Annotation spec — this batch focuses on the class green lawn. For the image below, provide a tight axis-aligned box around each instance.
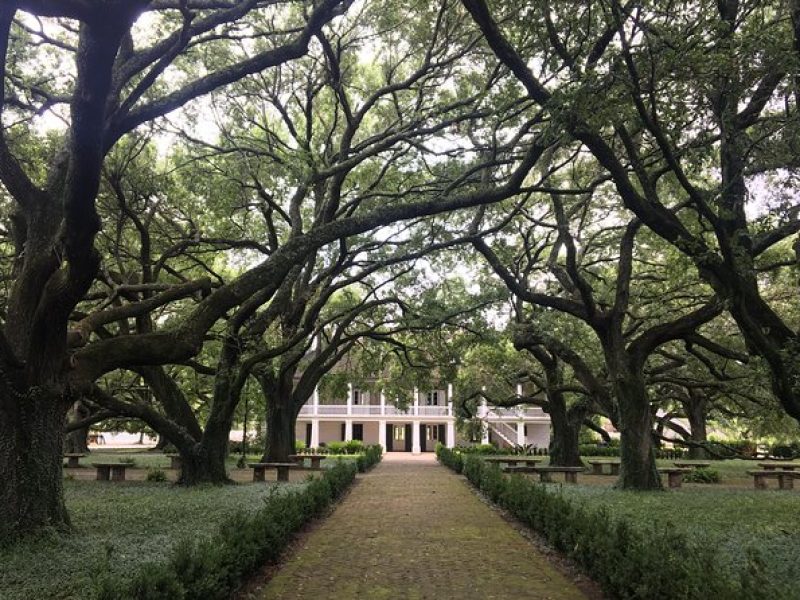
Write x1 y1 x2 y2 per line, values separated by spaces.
0 479 305 600
555 483 800 595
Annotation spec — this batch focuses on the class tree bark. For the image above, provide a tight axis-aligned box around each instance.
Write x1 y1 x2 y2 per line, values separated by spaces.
262 400 297 463
64 400 91 454
548 405 585 467
0 387 71 539
612 362 662 490
685 392 709 460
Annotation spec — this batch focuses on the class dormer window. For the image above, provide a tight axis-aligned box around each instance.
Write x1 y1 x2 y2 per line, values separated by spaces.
426 390 439 406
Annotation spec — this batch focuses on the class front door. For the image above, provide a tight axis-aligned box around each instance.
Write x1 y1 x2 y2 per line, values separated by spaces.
305 423 312 448
386 423 393 451
353 423 364 441
404 424 412 452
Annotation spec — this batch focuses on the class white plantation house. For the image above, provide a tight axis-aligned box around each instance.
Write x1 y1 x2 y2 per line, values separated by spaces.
295 383 551 454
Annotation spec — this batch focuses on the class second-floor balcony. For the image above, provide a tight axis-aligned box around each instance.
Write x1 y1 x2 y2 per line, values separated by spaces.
299 404 452 417
298 403 547 419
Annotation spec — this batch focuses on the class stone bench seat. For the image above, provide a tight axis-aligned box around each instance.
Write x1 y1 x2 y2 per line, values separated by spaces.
63 453 86 468
289 454 328 469
673 461 711 470
658 468 691 488
92 463 130 482
747 470 800 490
248 462 297 482
527 466 584 484
586 460 620 475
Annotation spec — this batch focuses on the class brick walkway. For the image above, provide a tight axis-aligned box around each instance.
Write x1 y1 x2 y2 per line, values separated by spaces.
250 457 587 599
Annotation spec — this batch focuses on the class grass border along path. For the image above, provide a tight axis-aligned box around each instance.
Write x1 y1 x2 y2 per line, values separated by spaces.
246 456 587 600
438 446 794 600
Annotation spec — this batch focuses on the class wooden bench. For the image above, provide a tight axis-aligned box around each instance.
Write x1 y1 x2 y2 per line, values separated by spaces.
673 461 711 470
248 462 296 482
586 460 620 475
289 454 328 470
165 454 182 469
63 453 86 468
658 468 691 488
92 463 130 482
747 470 800 490
529 466 584 484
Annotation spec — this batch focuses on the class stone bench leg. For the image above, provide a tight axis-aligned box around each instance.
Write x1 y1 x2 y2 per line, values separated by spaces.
66 457 80 469
110 466 127 481
252 467 266 482
564 471 578 484
667 472 683 488
170 457 182 470
778 474 794 490
610 464 620 476
276 466 290 482
753 474 768 490
591 464 603 475
96 466 110 481
538 472 553 483
310 458 321 469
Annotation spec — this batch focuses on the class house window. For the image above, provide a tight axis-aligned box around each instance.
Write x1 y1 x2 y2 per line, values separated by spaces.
426 390 439 406
426 425 438 441
393 425 405 441
353 389 361 405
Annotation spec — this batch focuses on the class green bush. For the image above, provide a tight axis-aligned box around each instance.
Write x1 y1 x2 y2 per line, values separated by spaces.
97 461 358 599
343 439 364 454
455 443 499 455
579 444 620 457
435 444 463 473
145 468 168 482
439 451 782 599
355 444 383 472
770 442 800 459
683 468 721 484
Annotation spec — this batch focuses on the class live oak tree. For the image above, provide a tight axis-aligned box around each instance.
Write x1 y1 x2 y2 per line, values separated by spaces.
471 182 722 489
1 0 547 536
461 0 800 429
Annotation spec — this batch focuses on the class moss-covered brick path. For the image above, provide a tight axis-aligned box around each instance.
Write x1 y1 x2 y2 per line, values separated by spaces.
248 455 587 599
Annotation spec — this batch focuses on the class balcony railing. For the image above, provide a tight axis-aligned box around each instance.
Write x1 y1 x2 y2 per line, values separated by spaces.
299 404 449 417
298 403 546 419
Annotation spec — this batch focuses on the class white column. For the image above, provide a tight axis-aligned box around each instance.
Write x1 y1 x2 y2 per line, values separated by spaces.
345 419 353 441
447 383 453 402
413 386 419 416
446 420 456 449
379 419 387 449
481 420 490 445
380 390 386 415
347 382 353 416
412 420 421 454
516 421 525 446
312 385 319 416
447 400 453 417
516 382 523 398
311 419 320 448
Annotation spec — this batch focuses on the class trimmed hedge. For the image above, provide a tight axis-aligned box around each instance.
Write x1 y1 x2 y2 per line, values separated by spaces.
355 444 383 472
578 444 688 460
93 461 359 599
437 447 783 600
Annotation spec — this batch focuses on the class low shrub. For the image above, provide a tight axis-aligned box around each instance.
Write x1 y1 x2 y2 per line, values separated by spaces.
439 452 784 599
683 468 721 484
145 468 168 482
579 444 620 457
96 461 358 599
454 443 499 455
355 444 383 472
435 444 463 473
770 442 800 459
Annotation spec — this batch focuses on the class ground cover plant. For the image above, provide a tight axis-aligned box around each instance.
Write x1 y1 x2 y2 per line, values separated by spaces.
0 480 303 599
0 458 366 600
437 447 798 599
